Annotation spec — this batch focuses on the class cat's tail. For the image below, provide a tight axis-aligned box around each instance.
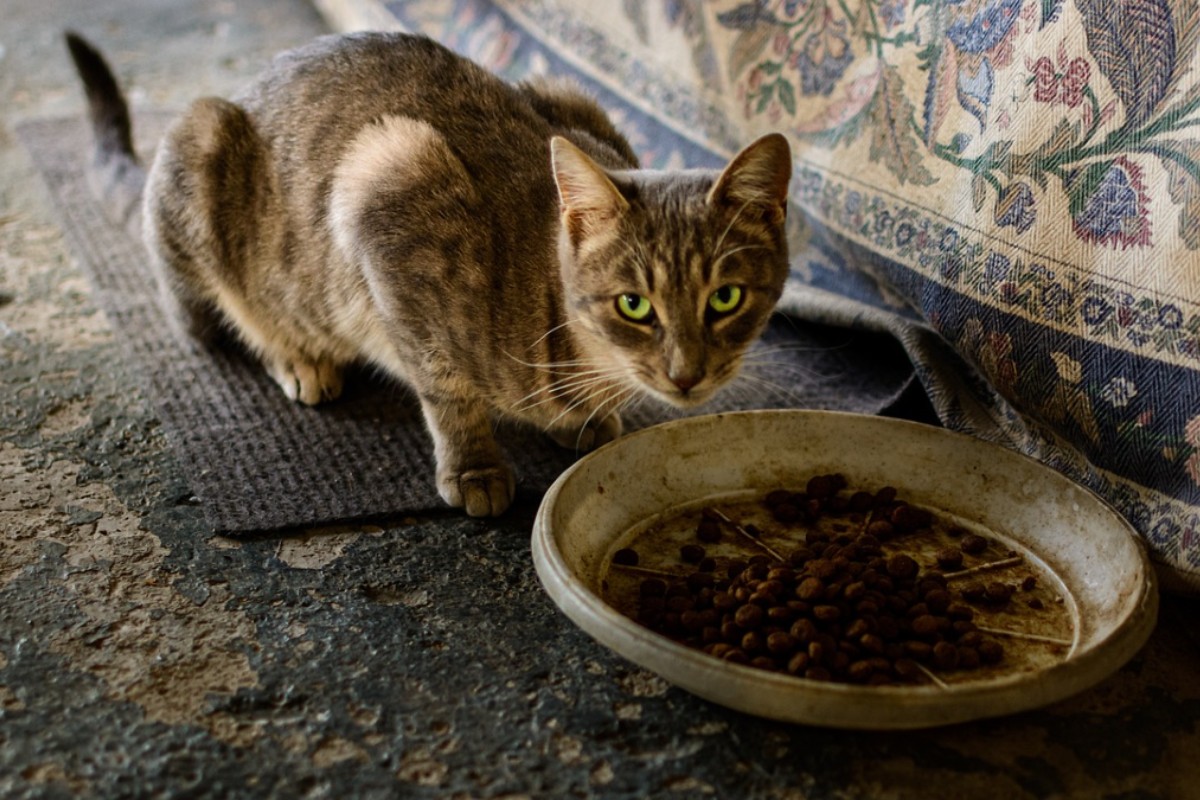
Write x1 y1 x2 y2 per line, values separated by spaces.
64 31 145 236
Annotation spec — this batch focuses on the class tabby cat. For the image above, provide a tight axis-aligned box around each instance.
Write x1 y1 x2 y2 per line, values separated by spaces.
66 31 792 516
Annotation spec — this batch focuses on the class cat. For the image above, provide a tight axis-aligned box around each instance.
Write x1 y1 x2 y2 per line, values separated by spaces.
65 30 793 517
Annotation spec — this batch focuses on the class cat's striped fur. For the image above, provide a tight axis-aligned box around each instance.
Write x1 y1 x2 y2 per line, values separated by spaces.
66 31 792 516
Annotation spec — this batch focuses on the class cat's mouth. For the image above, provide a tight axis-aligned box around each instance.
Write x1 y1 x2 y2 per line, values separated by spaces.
642 380 718 410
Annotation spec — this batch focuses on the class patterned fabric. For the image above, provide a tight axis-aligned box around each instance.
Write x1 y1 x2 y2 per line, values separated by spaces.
377 0 1200 589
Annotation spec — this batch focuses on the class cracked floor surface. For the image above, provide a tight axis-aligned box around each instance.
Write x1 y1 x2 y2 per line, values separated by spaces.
2 1 1200 798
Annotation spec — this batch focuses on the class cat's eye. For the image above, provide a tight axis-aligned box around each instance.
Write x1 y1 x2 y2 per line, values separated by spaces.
616 293 654 323
708 285 743 315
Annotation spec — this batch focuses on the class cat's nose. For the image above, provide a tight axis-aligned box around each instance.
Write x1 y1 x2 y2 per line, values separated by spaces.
670 371 703 393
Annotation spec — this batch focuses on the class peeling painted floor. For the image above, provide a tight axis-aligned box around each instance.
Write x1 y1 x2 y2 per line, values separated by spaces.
2 1 1200 798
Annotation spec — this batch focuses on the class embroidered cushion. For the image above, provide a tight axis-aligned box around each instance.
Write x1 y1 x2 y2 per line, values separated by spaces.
377 0 1199 589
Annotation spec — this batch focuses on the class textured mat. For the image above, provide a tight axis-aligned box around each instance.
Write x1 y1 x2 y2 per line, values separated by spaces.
17 114 915 533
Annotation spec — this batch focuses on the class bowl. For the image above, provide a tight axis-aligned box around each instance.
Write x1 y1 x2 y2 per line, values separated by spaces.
531 410 1158 729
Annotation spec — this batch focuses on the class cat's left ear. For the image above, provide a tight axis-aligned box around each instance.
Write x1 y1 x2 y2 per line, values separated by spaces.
707 133 792 225
552 136 628 244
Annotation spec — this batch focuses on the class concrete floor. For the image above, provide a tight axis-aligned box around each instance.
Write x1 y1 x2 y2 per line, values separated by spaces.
2 1 1199 798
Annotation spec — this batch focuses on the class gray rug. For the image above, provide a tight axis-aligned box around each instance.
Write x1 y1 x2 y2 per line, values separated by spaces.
17 114 915 533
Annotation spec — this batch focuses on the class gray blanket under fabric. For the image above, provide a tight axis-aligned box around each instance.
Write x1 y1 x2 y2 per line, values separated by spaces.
17 114 915 534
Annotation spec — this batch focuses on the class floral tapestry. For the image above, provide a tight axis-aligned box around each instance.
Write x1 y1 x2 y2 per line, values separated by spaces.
383 0 1199 589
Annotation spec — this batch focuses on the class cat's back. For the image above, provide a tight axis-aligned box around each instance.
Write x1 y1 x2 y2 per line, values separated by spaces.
238 32 553 194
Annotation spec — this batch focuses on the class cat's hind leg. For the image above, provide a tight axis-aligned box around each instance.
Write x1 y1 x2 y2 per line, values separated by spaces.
146 96 345 406
266 354 344 405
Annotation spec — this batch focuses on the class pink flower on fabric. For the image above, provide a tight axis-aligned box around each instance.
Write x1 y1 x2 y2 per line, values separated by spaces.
1188 453 1200 489
1061 58 1091 107
1032 56 1058 102
1185 414 1200 447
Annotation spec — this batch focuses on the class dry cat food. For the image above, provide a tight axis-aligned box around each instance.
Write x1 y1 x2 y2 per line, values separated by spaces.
606 474 1070 687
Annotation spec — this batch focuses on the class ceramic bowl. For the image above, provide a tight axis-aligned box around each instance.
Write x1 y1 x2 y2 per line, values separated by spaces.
531 410 1158 729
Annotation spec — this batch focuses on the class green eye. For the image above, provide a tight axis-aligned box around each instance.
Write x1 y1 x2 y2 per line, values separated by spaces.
708 285 742 315
617 293 654 322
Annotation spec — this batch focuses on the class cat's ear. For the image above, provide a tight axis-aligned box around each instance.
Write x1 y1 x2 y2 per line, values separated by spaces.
551 136 628 244
707 133 792 225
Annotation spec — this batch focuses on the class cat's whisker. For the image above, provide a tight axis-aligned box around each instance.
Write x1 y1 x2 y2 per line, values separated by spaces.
712 198 754 258
520 316 584 352
732 372 806 404
502 350 605 372
510 367 630 415
546 373 635 431
571 384 637 451
711 243 770 271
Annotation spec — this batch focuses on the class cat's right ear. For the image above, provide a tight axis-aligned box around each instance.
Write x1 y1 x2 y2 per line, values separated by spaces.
551 136 628 245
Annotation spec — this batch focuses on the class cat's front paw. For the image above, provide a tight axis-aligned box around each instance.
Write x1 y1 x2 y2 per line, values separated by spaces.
437 463 516 517
548 414 623 453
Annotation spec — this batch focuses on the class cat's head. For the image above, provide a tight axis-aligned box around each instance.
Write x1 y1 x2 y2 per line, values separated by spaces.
552 133 792 409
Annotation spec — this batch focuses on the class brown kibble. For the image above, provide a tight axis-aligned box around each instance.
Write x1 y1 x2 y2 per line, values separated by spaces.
767 605 795 624
960 533 988 555
924 589 952 614
903 640 933 661
956 630 983 648
873 486 898 506
741 631 765 654
812 604 841 623
666 595 693 613
844 618 870 639
631 484 1025 685
849 491 874 512
890 504 932 531
1027 597 1045 610
734 603 764 629
639 578 667 597
893 658 922 682
806 473 844 498
696 519 722 543
946 602 974 621
772 503 801 523
865 520 895 540
960 582 987 602
796 576 825 601
859 633 885 655
910 614 941 638
935 548 964 570
722 648 749 664
932 641 959 670
767 631 797 655
613 548 639 566
750 656 777 671
787 547 814 567
790 618 818 643
886 554 919 579
712 591 737 611
807 558 838 579
984 581 1014 604
843 581 866 601
848 659 875 683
